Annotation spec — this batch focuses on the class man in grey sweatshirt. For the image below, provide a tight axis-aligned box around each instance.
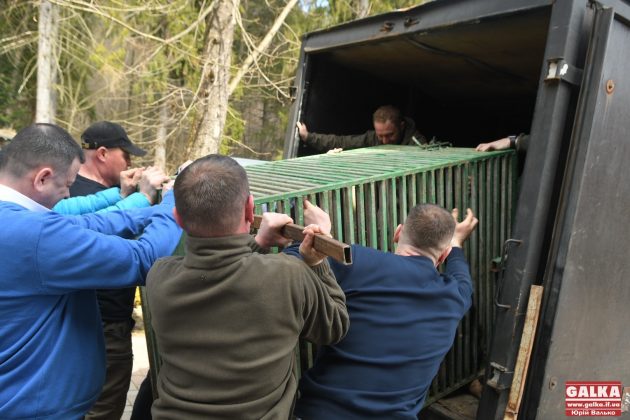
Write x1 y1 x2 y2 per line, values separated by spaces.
146 154 349 419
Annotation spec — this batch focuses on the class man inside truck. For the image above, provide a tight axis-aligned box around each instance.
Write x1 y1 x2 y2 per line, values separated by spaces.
297 104 428 152
290 201 478 419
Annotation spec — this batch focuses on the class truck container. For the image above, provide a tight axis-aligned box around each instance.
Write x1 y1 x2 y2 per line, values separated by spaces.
281 0 630 418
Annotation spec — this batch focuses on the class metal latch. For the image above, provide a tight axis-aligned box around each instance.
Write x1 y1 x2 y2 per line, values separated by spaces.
544 58 583 85
487 362 514 391
494 239 523 310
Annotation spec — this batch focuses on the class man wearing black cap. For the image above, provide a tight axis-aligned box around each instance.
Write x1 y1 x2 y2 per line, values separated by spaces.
73 121 169 420
73 121 149 197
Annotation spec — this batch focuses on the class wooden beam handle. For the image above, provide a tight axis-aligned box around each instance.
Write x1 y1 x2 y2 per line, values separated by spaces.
252 215 352 265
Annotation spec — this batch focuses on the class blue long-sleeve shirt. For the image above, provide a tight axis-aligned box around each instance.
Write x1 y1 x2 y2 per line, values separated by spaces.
0 191 182 419
291 244 473 419
52 187 150 215
56 180 153 322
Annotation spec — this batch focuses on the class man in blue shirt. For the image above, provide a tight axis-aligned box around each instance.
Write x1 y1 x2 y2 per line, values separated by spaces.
0 123 182 419
294 201 478 419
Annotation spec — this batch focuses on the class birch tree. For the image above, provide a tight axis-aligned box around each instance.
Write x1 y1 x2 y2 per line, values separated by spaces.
35 0 59 123
190 0 239 158
354 0 370 18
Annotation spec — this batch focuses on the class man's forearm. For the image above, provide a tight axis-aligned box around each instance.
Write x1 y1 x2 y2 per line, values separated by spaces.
446 247 473 300
306 132 371 151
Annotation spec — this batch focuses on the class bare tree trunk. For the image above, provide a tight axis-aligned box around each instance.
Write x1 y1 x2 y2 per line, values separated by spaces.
354 0 370 18
36 0 59 123
191 0 239 158
155 99 168 168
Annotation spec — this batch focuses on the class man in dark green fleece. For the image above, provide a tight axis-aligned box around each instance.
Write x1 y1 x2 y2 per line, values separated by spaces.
146 154 349 419
297 104 427 152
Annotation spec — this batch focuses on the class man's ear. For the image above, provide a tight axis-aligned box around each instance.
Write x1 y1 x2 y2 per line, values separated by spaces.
96 146 108 162
32 167 54 192
393 224 403 244
245 194 254 224
436 246 453 267
173 207 185 228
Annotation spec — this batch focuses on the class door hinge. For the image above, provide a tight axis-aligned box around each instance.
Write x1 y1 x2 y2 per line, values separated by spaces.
544 58 583 86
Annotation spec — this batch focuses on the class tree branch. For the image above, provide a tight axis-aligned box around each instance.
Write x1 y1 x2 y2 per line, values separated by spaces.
228 0 298 96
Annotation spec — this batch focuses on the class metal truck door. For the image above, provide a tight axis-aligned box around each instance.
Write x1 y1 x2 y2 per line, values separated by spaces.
478 0 592 417
522 2 630 418
478 1 630 419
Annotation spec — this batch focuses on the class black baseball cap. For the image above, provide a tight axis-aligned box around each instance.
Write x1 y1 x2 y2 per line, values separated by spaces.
81 121 147 157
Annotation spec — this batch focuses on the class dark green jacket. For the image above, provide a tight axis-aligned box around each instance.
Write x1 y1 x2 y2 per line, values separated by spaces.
147 234 349 420
305 117 427 152
515 133 529 153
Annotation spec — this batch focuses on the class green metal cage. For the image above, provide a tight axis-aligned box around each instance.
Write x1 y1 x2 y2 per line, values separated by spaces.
141 145 517 405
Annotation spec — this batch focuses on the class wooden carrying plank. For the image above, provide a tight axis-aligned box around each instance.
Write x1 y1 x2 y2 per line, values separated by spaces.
252 215 352 265
504 285 544 420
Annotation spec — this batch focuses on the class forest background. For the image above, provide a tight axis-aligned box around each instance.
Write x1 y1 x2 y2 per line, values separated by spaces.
0 0 425 172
